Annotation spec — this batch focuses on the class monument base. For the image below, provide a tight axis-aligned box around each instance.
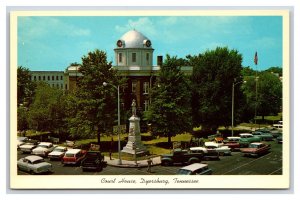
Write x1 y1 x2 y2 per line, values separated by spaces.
122 141 148 155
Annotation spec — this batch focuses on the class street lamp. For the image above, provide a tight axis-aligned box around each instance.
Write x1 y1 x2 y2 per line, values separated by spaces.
103 81 122 165
231 80 246 136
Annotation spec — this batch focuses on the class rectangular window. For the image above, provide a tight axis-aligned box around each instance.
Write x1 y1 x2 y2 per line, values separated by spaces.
143 82 149 94
38 76 41 81
52 76 54 80
144 100 149 111
132 53 136 63
118 53 122 63
61 76 63 80
43 76 45 80
132 81 137 93
48 76 50 81
146 53 150 65
56 76 59 80
33 76 36 81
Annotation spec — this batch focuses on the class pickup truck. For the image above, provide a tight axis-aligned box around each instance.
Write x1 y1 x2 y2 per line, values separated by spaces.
81 151 107 171
240 142 271 157
161 148 204 166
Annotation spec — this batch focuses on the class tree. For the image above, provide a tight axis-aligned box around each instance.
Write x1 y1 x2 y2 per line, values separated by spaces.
144 55 193 146
70 49 122 144
27 82 64 132
241 66 256 77
265 66 282 77
243 71 282 122
189 47 243 130
17 66 36 106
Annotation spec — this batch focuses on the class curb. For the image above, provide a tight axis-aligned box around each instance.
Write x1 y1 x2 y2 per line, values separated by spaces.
104 156 161 168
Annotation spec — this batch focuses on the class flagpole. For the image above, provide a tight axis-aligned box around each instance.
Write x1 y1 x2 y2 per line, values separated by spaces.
254 51 258 130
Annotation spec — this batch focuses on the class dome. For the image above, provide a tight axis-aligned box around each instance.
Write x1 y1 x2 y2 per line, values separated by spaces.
117 30 152 48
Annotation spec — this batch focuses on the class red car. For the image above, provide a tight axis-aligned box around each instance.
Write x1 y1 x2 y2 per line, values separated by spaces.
224 137 241 151
240 142 270 157
62 149 87 165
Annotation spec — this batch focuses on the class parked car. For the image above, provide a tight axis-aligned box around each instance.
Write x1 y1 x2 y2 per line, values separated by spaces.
276 135 283 144
161 148 204 166
223 137 241 150
81 151 107 171
252 131 274 141
239 133 261 147
31 142 56 157
176 163 212 175
19 140 39 153
17 155 52 174
240 142 271 157
48 146 67 160
267 128 282 138
17 137 28 149
214 137 224 144
189 147 220 160
204 142 231 156
62 149 87 165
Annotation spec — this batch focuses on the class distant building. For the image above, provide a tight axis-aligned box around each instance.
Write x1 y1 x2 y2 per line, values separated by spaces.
30 71 65 89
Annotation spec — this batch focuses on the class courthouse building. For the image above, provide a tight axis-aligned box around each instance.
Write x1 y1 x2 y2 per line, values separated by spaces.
30 30 192 113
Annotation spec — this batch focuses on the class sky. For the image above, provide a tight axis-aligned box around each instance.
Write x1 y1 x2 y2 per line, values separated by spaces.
17 15 283 71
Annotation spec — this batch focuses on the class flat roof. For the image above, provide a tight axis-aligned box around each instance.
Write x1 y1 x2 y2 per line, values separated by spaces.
180 163 208 171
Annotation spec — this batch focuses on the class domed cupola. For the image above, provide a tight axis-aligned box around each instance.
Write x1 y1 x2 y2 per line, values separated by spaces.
114 30 154 68
116 30 152 49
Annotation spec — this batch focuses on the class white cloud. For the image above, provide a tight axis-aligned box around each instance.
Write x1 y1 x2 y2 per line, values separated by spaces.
18 16 91 44
115 17 157 37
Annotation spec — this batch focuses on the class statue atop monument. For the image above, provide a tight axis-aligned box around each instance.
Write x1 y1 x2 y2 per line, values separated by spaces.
131 99 137 116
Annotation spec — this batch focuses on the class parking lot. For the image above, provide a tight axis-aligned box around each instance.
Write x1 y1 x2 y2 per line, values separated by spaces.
17 140 282 176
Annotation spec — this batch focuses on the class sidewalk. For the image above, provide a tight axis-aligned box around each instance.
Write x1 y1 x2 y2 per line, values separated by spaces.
104 156 161 168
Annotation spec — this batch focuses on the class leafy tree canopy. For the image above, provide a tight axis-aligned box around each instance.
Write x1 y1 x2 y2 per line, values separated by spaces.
189 47 243 130
145 55 192 145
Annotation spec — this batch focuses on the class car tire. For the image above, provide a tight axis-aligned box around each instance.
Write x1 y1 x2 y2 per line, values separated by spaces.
162 160 172 166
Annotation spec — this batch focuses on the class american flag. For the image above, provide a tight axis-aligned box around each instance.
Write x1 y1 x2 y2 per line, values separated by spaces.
254 51 258 65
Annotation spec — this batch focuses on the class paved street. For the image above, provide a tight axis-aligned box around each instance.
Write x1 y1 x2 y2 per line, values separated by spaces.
17 140 282 176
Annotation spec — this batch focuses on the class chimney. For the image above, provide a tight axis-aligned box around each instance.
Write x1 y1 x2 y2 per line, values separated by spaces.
157 56 163 67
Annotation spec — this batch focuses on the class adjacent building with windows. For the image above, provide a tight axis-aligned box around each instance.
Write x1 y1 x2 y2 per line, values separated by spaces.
30 71 65 90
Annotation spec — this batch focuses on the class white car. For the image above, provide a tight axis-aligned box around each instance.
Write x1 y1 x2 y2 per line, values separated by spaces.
31 142 56 157
48 146 67 160
204 142 231 156
17 155 52 174
176 163 212 175
19 140 39 153
17 137 28 149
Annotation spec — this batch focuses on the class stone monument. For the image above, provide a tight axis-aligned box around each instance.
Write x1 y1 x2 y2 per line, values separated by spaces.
122 99 148 155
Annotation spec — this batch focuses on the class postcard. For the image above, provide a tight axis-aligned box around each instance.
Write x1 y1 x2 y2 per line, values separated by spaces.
10 9 290 189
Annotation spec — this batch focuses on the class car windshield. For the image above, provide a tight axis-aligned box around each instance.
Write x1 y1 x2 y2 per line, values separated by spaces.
177 169 192 175
37 145 49 148
54 148 64 152
249 144 259 148
32 159 45 164
23 143 34 145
